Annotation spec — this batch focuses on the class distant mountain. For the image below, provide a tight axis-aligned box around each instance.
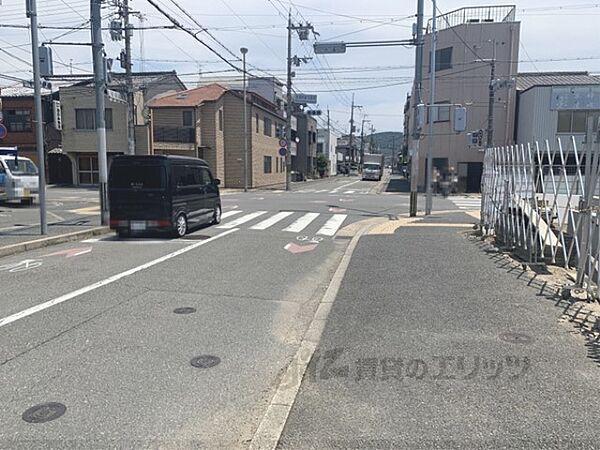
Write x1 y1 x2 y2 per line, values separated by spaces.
364 132 403 162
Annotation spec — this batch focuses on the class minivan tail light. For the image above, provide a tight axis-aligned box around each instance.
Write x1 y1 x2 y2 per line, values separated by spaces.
110 219 128 227
147 219 171 227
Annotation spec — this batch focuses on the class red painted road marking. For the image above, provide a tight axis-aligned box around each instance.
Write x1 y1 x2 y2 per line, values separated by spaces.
42 247 92 258
284 242 318 254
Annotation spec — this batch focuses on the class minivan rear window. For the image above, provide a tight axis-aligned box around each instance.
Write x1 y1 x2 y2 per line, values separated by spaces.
109 164 166 189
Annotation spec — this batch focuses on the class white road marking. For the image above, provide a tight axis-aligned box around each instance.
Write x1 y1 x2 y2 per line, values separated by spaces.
282 213 320 233
221 210 243 220
0 229 238 329
344 190 355 194
316 214 347 236
250 211 294 230
330 179 361 193
315 189 329 193
217 211 267 229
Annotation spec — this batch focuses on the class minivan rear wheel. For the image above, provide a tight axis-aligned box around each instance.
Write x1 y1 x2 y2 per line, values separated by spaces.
212 204 222 225
174 214 187 237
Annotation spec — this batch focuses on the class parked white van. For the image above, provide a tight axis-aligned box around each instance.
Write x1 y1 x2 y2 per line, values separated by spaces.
0 148 39 205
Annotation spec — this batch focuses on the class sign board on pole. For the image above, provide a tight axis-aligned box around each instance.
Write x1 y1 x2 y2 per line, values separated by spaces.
279 138 288 148
278 147 287 157
292 93 318 104
0 124 7 140
314 42 346 54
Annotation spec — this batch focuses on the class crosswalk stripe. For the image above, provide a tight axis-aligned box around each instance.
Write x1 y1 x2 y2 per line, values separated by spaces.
250 211 294 230
344 190 355 194
316 214 347 236
217 211 267 229
221 210 243 219
282 212 320 233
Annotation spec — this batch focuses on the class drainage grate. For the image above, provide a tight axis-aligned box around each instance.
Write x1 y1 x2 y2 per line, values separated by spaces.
22 402 66 423
190 355 221 369
174 307 197 314
500 332 533 344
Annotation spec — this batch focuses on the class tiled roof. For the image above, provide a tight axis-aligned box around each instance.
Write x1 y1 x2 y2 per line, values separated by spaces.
148 83 228 107
0 85 53 97
517 72 600 91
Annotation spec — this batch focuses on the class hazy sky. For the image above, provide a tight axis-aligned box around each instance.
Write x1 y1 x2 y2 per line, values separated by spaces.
1 0 599 132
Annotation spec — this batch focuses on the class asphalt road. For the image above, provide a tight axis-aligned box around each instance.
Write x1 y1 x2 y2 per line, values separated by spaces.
0 174 425 448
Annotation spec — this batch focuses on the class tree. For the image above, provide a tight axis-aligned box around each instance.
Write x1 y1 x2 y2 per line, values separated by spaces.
316 154 329 178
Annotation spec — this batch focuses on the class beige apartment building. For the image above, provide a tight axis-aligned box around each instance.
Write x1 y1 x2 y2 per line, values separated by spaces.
406 5 520 192
149 83 286 189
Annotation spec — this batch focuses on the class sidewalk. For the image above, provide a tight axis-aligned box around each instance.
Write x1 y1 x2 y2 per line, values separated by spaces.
277 210 600 449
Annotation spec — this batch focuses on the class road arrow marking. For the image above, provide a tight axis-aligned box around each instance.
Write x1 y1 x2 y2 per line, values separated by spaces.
42 246 92 258
284 242 318 254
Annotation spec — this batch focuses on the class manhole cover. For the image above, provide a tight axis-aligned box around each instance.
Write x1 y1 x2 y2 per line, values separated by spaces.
500 332 533 344
173 307 196 314
22 402 66 423
190 355 221 369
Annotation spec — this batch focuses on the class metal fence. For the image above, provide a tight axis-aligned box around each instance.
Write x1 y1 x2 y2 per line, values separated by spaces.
480 135 600 299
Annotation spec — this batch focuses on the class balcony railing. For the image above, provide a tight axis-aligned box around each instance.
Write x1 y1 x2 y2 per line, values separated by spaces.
427 5 516 33
153 126 195 143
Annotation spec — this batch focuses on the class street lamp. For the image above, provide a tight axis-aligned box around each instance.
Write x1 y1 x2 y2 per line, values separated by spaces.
240 47 249 192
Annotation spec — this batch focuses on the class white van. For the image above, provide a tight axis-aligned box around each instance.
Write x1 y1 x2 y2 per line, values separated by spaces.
0 148 39 205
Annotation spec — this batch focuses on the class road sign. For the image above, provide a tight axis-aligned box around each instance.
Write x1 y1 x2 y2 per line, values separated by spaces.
306 110 322 116
0 124 7 139
314 41 347 54
279 138 288 148
292 93 317 104
279 147 287 156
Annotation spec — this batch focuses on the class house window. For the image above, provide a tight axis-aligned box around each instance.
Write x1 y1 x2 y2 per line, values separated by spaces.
75 108 113 130
428 102 450 123
264 156 272 174
183 110 193 127
557 110 600 133
256 113 259 133
4 109 32 132
429 47 453 72
263 117 272 136
218 109 223 131
78 155 99 185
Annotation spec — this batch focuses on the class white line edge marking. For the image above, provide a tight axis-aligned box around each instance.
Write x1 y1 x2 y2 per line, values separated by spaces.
330 179 361 193
0 229 238 330
248 222 375 450
250 211 294 230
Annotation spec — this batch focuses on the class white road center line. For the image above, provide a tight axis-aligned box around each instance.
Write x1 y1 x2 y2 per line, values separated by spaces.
0 229 238 330
316 214 347 236
221 210 243 220
250 211 294 230
217 211 267 229
282 212 320 233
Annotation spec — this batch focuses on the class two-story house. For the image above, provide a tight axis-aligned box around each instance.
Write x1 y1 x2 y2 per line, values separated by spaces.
59 71 185 185
149 83 286 189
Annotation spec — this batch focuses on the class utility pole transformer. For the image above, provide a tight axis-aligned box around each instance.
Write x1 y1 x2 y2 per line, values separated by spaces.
91 0 109 225
26 0 48 234
410 0 425 217
123 0 135 155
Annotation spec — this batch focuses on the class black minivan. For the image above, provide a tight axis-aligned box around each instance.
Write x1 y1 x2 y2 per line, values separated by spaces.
108 155 222 238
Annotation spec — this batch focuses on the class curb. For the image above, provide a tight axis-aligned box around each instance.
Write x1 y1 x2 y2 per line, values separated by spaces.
248 221 375 450
370 172 392 195
0 226 111 259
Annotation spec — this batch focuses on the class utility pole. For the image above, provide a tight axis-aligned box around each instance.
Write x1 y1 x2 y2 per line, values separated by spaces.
241 47 249 192
122 0 135 155
425 0 437 215
91 0 109 225
285 11 293 191
26 0 47 234
285 13 316 190
410 0 425 217
486 42 497 148
369 124 375 152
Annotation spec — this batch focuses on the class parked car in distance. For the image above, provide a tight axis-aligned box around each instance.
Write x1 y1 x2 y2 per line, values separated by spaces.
0 147 39 205
108 155 221 238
